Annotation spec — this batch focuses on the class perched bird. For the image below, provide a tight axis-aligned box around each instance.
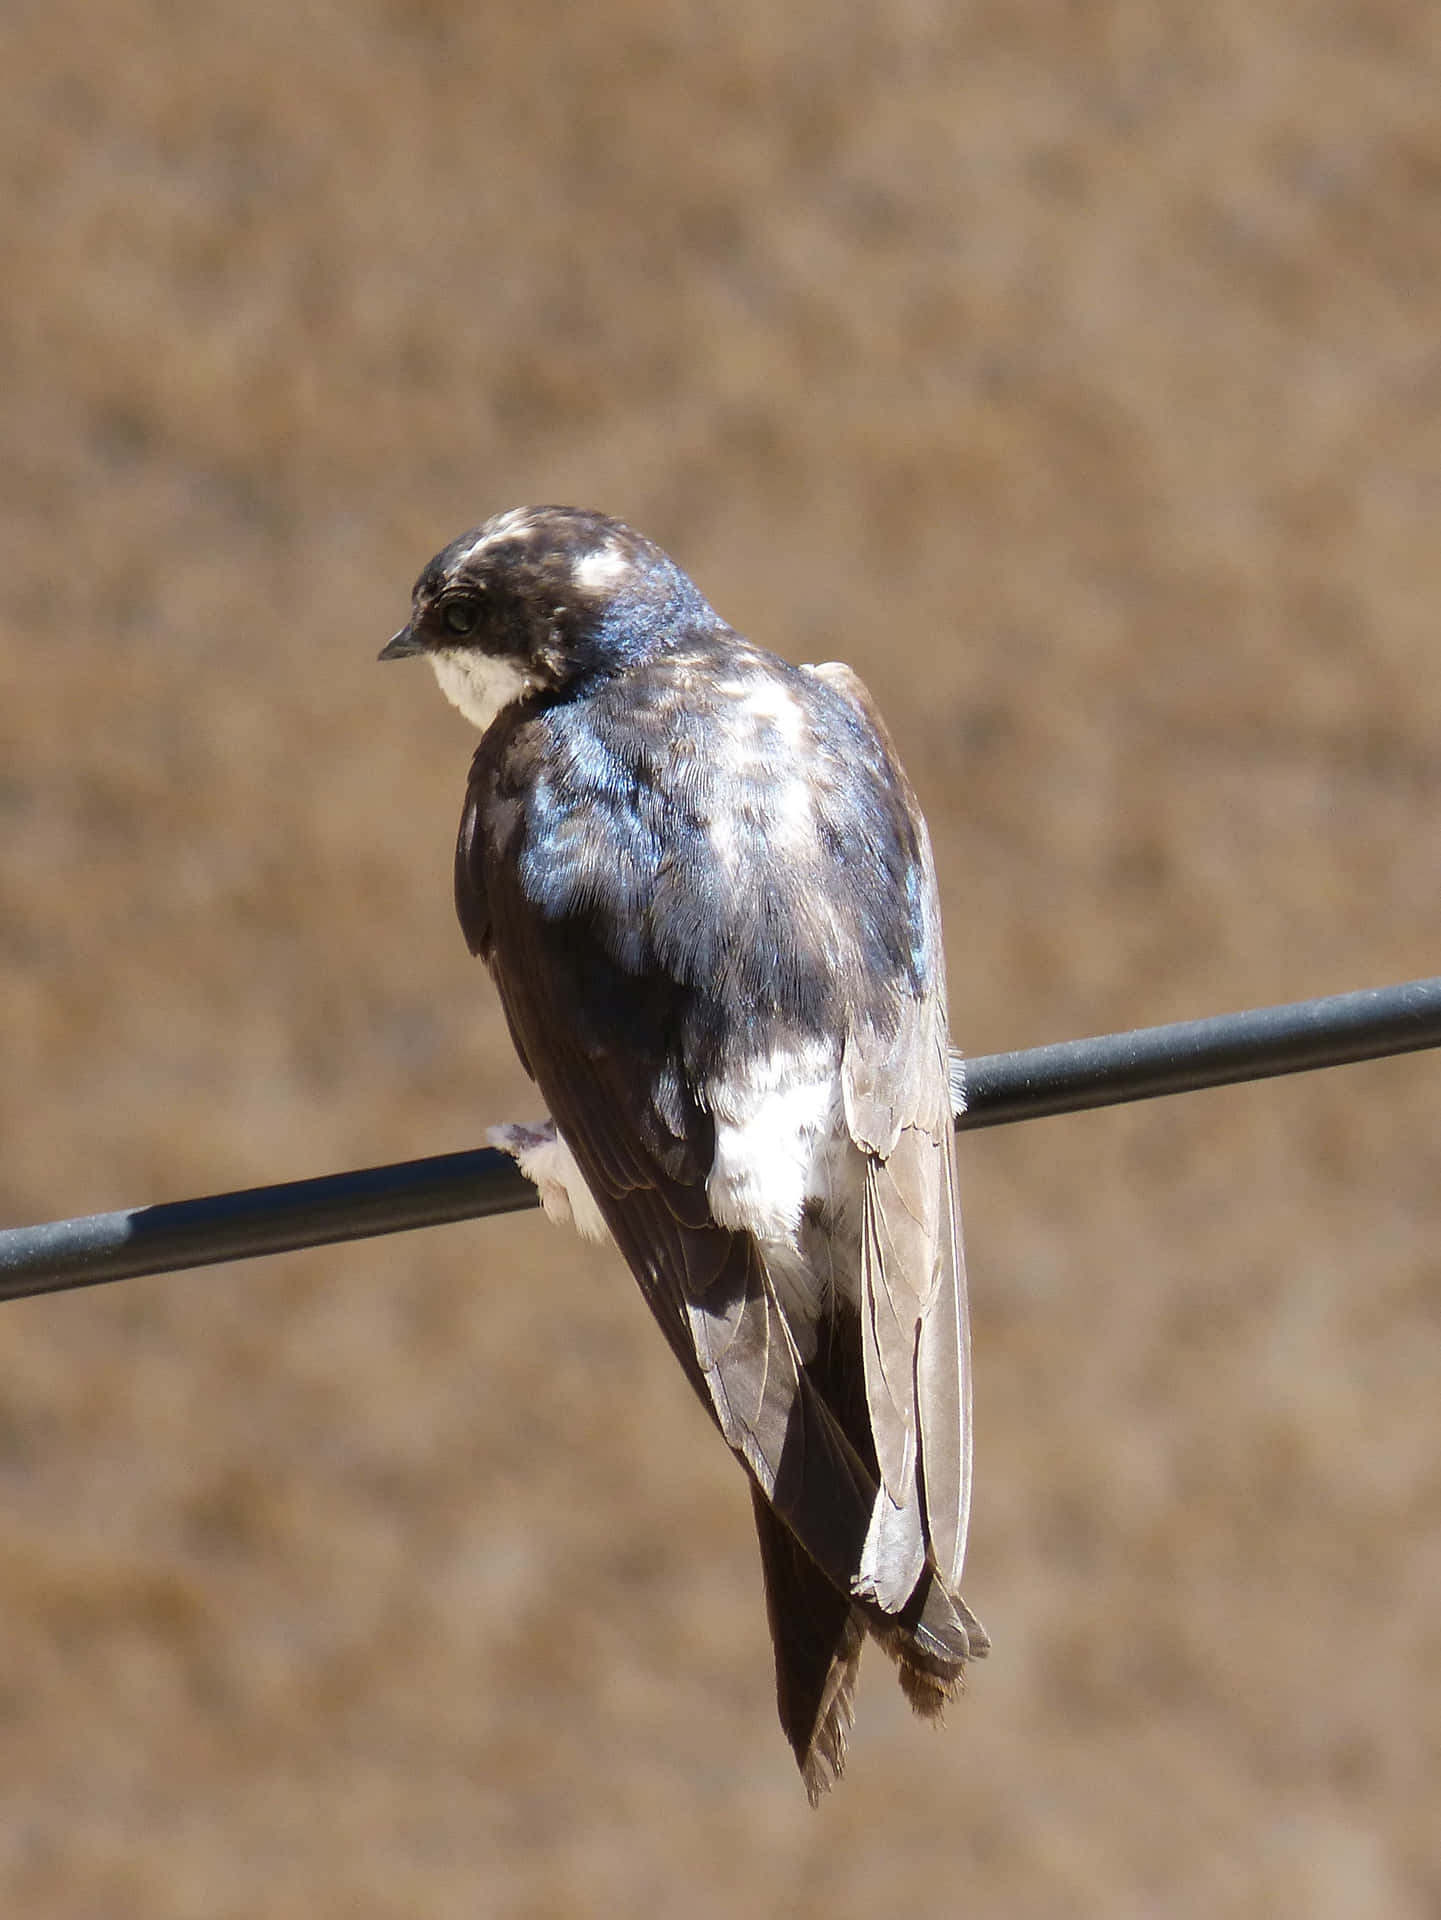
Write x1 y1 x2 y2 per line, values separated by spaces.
380 506 986 1798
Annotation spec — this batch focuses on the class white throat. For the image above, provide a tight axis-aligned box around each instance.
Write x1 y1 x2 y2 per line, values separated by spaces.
428 649 539 734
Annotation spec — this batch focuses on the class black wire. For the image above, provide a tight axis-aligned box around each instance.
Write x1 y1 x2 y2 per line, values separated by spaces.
2 975 1438 1305
953 974 1441 1127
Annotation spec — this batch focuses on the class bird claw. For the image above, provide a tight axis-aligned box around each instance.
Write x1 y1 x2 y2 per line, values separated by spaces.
487 1120 611 1242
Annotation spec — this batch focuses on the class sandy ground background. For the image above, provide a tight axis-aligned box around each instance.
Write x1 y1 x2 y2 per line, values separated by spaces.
3 2 1441 1913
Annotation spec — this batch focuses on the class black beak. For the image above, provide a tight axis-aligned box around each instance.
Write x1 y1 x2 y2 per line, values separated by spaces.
379 626 423 662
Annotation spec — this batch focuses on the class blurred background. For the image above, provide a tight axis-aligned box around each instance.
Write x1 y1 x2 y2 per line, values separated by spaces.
3 1 1440 1913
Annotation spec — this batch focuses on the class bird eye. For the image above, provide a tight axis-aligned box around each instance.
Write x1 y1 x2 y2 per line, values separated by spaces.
442 597 480 637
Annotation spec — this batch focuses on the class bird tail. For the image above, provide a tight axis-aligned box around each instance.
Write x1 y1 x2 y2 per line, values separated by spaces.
749 1485 865 1804
750 1488 988 1801
868 1570 990 1718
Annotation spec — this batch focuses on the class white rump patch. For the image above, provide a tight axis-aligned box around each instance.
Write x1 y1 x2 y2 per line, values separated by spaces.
572 542 631 592
429 649 539 734
705 1041 844 1244
488 1120 610 1243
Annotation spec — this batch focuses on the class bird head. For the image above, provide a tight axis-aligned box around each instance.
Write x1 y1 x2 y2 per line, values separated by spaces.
380 505 720 732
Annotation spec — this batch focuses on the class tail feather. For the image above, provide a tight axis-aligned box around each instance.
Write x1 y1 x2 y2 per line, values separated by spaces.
749 1486 864 1804
750 1486 988 1799
745 1291 987 1797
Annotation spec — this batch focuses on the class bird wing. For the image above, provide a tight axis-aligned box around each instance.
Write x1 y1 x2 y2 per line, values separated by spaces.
455 723 978 1667
844 1000 972 1603
808 660 974 1600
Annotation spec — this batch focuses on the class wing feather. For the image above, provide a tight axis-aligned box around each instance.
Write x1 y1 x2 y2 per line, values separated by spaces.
819 658 976 1613
463 732 977 1667
461 656 984 1793
917 1075 973 1592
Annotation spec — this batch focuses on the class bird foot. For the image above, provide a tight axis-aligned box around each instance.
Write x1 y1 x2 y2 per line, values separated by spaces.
487 1120 611 1242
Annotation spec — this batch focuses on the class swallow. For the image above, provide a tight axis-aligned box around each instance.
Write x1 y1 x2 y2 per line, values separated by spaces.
381 506 986 1798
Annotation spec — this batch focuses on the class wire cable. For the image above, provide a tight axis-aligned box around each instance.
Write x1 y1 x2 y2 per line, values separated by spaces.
2 975 1438 1305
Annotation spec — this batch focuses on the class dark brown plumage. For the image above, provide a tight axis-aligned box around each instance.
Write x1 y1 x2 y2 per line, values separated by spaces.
382 506 986 1797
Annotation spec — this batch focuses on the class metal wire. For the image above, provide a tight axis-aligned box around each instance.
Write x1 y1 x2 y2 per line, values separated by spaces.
2 975 1438 1306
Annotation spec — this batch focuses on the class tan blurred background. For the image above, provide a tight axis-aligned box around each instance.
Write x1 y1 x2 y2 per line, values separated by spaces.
3 1 1440 1913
